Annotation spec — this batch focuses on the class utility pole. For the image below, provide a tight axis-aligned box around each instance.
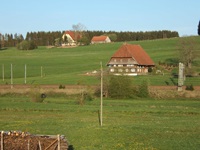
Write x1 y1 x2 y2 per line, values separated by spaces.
100 62 103 126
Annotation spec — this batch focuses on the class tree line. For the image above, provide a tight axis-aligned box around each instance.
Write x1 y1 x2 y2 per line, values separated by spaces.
0 30 179 48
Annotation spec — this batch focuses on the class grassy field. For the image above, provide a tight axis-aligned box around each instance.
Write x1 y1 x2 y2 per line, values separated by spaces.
0 95 199 149
0 36 200 85
1 37 200 150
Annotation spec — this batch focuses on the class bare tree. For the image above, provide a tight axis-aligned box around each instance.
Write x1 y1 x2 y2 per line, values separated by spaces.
198 20 200 35
177 37 199 71
72 23 86 32
72 23 86 42
0 34 5 48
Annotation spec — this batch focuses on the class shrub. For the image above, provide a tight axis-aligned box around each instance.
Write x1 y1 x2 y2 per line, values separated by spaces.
17 40 37 50
29 85 45 103
77 91 93 105
59 84 65 89
148 67 153 73
108 76 133 99
137 80 150 98
185 84 194 91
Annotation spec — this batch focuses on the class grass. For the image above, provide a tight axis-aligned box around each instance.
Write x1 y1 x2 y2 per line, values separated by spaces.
0 36 200 85
0 95 199 149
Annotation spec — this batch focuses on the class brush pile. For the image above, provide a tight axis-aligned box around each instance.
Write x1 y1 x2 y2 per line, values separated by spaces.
0 131 68 150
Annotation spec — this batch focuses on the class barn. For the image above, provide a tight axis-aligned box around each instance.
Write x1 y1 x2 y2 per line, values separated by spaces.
107 44 155 76
91 36 111 44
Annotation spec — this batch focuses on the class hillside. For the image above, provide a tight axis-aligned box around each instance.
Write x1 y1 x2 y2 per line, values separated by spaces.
0 36 200 86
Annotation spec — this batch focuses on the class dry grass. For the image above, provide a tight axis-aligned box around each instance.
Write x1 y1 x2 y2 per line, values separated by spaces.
150 88 200 99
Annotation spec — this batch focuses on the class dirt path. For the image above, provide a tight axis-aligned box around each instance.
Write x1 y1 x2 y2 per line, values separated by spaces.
0 84 200 91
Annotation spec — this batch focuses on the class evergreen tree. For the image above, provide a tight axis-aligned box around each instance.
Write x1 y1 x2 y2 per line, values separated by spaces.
198 20 200 35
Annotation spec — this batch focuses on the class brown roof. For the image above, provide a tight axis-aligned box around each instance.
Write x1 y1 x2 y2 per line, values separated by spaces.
91 36 108 42
64 31 81 41
108 44 154 66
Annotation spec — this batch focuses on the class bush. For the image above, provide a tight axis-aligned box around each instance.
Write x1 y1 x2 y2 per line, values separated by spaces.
29 85 45 103
185 84 194 91
137 80 150 98
77 91 93 105
108 76 133 99
17 40 37 50
59 84 65 89
148 67 153 73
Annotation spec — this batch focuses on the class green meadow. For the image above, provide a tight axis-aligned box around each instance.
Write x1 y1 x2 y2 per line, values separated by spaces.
0 36 200 86
0 37 200 149
0 96 199 149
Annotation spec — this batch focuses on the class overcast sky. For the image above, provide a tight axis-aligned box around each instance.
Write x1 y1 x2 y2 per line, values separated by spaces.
0 0 199 37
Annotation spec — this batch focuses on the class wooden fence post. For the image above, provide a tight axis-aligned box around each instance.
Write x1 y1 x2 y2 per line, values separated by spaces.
2 64 4 82
25 64 27 84
1 131 3 150
11 64 13 89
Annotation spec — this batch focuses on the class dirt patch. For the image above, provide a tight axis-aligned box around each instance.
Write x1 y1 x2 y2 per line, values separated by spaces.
149 86 200 99
0 84 200 99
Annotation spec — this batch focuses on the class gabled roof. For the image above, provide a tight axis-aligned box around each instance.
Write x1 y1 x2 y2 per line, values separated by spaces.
64 31 81 41
108 44 154 66
91 36 108 42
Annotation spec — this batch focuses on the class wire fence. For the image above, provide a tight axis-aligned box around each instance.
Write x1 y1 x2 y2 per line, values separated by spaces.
1 64 200 86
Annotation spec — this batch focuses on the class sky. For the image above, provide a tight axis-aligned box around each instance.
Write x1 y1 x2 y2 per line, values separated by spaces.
0 0 199 37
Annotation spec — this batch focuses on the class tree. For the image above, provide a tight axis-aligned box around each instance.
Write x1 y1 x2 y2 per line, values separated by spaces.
137 80 149 98
72 23 86 32
198 20 200 35
107 33 117 42
108 76 133 99
0 33 2 48
54 38 60 47
0 34 5 48
16 40 37 50
72 23 86 42
177 37 199 71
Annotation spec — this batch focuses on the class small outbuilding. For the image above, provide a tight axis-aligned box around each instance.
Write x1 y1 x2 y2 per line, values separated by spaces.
107 44 155 76
91 36 111 44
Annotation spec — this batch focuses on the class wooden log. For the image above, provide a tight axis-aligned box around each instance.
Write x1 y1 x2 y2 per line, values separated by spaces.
27 139 30 150
1 131 3 150
57 135 60 150
38 140 42 150
44 139 57 150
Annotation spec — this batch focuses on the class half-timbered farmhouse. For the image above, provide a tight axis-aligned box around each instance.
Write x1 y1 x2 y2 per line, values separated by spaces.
107 44 155 76
91 36 111 44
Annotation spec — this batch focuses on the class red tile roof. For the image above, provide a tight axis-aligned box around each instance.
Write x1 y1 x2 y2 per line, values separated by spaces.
64 31 81 41
91 36 108 42
109 44 154 66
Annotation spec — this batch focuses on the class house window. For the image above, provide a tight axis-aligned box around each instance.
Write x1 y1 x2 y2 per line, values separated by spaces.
131 68 135 72
110 68 115 72
125 69 129 72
